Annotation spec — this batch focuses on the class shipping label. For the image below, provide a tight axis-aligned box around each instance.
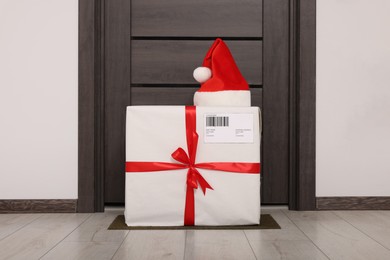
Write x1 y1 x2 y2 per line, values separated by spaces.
203 113 254 143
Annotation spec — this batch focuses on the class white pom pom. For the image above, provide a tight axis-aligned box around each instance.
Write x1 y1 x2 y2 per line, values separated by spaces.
193 67 212 83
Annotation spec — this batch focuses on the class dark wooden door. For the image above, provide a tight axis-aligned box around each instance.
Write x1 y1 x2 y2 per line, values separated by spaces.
104 0 289 205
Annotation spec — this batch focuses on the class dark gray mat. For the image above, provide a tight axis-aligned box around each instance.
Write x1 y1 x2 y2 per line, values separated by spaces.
108 214 281 230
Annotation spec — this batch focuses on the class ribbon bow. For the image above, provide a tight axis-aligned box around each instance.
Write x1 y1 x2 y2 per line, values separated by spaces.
171 139 213 194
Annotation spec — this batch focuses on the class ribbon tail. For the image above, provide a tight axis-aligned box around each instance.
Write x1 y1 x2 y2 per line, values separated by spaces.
193 169 213 195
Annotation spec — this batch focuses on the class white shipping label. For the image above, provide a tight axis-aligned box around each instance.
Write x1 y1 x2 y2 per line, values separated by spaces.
203 113 254 143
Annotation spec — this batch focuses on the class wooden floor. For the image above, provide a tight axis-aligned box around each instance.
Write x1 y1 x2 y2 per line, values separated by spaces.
1 208 390 259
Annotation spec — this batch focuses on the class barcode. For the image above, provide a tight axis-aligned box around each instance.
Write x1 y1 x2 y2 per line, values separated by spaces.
206 116 229 127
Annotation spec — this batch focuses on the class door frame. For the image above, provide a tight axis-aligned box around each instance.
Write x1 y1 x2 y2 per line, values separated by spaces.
77 0 316 212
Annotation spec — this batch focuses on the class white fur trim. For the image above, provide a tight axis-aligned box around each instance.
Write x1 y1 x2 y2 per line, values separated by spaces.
193 90 251 107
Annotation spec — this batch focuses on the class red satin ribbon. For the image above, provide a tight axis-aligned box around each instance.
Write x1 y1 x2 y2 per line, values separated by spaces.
126 106 260 226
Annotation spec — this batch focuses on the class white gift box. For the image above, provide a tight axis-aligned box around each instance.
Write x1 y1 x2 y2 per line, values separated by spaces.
125 106 261 226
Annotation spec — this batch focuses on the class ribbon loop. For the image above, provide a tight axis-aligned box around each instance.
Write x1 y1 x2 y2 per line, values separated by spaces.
171 148 190 165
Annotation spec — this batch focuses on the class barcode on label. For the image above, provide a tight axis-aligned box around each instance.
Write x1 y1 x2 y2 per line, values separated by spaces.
206 116 229 127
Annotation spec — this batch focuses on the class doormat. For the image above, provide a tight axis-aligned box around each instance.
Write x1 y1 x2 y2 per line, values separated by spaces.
108 214 280 230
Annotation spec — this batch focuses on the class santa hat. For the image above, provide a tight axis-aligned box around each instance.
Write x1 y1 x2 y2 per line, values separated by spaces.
193 38 251 107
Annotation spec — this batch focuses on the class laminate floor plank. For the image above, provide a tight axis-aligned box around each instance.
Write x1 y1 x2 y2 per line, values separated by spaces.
40 210 128 260
284 210 390 260
249 240 329 260
0 213 90 260
335 210 390 250
246 209 308 241
40 241 120 260
184 230 256 260
0 214 42 240
112 230 186 260
64 210 128 243
245 210 329 259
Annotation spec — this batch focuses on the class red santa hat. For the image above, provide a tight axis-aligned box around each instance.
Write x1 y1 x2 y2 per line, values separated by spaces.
193 38 251 107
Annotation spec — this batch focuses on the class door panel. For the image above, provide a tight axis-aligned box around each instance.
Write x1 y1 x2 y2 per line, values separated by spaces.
132 0 262 37
131 87 262 107
262 0 289 203
104 0 131 203
132 40 262 85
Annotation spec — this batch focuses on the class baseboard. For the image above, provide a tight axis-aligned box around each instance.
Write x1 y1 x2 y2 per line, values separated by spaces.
316 197 390 210
0 199 77 213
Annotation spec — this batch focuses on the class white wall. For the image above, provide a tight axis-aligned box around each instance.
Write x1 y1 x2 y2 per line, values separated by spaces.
317 0 390 196
0 0 78 199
